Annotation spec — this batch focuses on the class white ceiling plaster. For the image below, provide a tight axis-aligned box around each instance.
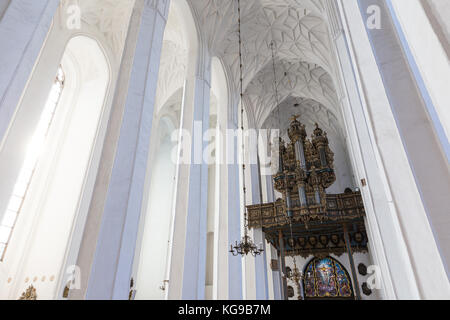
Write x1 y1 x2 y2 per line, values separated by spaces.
187 0 338 129
155 40 188 111
62 0 340 133
245 58 338 128
262 96 343 140
69 0 135 60
155 6 188 112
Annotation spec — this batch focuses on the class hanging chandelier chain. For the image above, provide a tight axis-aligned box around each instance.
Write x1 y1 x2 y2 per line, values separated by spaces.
288 220 298 266
238 0 249 234
270 41 283 132
229 0 263 257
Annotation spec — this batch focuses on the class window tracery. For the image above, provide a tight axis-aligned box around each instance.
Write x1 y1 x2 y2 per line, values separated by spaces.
303 256 354 299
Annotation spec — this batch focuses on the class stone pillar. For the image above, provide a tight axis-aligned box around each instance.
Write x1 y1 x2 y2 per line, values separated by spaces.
269 245 282 300
165 25 199 300
77 0 170 300
180 44 212 300
278 230 288 300
265 170 282 300
249 159 269 300
227 117 243 300
214 89 231 300
0 0 60 143
338 0 450 299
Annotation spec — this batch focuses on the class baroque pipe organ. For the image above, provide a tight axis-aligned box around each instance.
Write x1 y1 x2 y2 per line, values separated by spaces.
247 116 368 300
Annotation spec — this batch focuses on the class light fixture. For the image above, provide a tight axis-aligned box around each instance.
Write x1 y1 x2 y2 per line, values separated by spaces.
229 0 264 258
286 258 304 300
230 235 264 257
285 220 305 300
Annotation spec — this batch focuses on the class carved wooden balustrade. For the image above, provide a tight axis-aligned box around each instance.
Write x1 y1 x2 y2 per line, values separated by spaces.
247 191 366 230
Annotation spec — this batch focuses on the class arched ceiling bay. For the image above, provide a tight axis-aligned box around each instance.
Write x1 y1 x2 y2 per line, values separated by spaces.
155 4 188 112
75 0 135 59
245 58 337 128
262 96 343 140
187 0 338 129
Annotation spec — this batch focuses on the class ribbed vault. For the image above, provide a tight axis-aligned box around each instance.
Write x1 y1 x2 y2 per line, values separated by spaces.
187 0 338 130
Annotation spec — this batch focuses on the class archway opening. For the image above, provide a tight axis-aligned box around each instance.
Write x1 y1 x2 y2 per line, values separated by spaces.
0 35 110 299
302 256 354 300
132 0 190 300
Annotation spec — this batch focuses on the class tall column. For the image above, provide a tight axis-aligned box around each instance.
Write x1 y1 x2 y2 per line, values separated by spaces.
343 223 361 300
227 117 243 300
250 157 269 300
79 0 170 300
265 174 282 300
333 0 449 298
214 89 231 300
278 230 288 300
268 244 282 300
165 19 201 298
180 44 212 300
366 0 450 284
0 0 60 143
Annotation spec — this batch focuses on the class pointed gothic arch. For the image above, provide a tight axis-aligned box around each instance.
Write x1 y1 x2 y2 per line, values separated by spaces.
302 256 354 300
0 35 110 299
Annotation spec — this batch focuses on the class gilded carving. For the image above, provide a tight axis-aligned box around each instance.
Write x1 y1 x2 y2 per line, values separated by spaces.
247 116 368 259
18 285 37 300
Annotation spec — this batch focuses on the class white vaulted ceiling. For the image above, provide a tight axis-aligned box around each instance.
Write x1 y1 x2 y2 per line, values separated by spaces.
155 4 188 113
245 59 337 128
187 0 339 129
63 0 135 61
261 96 343 141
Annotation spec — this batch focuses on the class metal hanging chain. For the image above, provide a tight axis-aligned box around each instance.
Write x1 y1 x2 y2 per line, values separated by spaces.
288 219 297 264
270 41 283 133
238 0 249 235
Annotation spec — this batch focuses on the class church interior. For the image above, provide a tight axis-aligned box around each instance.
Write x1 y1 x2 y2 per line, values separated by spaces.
0 0 449 300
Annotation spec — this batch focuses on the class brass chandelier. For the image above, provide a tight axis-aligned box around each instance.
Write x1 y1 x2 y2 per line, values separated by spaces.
229 0 264 258
230 234 264 257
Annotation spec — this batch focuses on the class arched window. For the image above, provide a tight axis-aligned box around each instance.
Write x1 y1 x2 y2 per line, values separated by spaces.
303 256 354 299
0 35 110 299
0 67 65 260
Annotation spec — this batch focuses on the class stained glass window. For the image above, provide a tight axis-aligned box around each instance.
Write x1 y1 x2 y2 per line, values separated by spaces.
0 67 65 261
303 256 354 299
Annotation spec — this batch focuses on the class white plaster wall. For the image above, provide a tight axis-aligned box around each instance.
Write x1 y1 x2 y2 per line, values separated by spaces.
131 0 192 301
0 0 137 300
164 0 200 300
211 57 230 300
0 0 59 147
336 0 450 299
135 118 177 300
391 0 450 153
0 36 109 299
0 0 10 20
427 0 450 49
389 0 450 281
